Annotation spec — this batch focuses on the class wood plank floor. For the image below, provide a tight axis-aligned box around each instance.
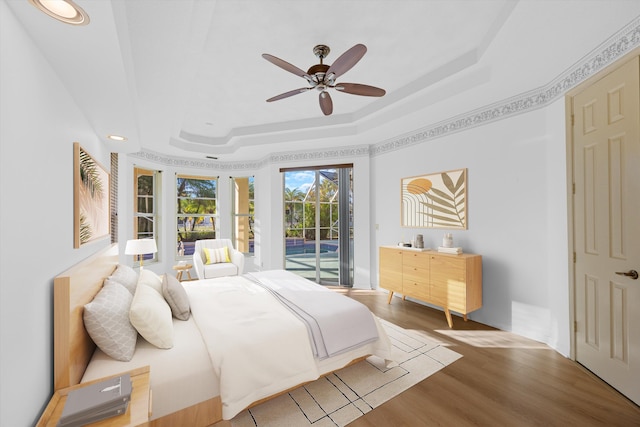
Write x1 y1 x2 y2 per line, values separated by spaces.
341 289 640 427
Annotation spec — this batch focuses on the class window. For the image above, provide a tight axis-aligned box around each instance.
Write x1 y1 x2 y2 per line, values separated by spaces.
231 176 254 255
134 167 159 263
176 174 218 258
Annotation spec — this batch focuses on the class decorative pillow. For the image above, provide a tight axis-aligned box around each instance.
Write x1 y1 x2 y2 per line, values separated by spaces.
204 246 230 265
137 268 163 294
162 274 191 320
108 264 139 294
83 281 137 361
129 284 174 349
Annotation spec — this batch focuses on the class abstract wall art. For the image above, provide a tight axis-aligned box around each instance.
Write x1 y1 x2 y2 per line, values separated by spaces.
401 168 467 229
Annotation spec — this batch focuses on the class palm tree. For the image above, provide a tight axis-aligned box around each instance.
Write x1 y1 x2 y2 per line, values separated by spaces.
284 187 304 230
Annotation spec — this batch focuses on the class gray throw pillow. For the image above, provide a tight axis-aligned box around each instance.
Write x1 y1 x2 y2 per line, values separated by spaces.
162 273 191 320
84 281 137 361
109 264 139 295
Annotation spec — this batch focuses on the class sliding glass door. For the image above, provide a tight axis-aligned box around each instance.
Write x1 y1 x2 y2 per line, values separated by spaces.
283 165 353 286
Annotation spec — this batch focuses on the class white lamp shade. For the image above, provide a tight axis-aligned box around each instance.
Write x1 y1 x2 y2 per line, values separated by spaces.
125 239 158 255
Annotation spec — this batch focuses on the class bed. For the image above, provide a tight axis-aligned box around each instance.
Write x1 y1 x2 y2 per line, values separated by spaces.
51 244 391 426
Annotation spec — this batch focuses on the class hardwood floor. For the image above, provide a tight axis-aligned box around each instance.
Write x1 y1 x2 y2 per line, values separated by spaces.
341 289 640 427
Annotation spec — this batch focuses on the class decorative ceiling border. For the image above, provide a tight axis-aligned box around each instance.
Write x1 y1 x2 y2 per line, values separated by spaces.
131 15 640 168
371 15 640 156
269 145 370 164
129 150 267 171
130 144 370 171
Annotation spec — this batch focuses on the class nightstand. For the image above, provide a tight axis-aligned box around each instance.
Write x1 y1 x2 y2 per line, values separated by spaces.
172 263 193 281
36 366 151 427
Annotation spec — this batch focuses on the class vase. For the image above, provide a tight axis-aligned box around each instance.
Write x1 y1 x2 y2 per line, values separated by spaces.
442 233 453 248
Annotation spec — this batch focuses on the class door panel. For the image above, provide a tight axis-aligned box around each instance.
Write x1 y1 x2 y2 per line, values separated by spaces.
572 55 640 404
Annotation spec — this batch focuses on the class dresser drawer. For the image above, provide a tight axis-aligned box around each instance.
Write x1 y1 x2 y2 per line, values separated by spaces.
403 251 430 268
403 278 430 300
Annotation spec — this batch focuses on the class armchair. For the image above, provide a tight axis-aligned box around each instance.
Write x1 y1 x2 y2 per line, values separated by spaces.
193 239 244 279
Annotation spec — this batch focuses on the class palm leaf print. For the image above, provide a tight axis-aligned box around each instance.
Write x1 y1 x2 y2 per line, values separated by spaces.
421 171 466 228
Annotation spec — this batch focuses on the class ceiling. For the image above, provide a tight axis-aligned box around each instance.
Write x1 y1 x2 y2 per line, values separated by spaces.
7 0 515 161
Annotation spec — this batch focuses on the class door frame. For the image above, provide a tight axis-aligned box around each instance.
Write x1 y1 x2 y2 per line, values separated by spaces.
565 46 640 361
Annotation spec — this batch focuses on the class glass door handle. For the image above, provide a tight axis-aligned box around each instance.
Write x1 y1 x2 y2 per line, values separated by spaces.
615 270 639 280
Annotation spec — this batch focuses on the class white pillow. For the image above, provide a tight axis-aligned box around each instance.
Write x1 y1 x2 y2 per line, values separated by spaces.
129 284 173 349
137 268 163 294
108 264 139 294
84 281 137 361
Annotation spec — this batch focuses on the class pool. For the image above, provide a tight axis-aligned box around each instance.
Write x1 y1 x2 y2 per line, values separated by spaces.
286 241 337 255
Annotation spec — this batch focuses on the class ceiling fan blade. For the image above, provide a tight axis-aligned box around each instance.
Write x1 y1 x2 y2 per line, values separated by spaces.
266 87 311 102
334 83 386 97
319 91 333 116
325 44 367 80
262 54 311 80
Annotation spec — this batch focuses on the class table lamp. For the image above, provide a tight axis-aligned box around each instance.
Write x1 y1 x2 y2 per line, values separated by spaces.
125 238 157 269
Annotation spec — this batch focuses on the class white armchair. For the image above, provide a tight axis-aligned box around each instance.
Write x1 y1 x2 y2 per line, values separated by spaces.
193 239 244 279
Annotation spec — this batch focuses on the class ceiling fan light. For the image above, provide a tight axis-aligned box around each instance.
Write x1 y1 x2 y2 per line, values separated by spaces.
28 0 90 25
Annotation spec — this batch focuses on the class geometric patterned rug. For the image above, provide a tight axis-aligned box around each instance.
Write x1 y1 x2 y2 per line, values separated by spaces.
231 319 462 426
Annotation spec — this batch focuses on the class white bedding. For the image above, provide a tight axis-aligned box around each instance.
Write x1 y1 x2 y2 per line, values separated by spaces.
185 272 392 420
81 315 218 420
186 275 320 419
82 270 392 422
246 270 380 359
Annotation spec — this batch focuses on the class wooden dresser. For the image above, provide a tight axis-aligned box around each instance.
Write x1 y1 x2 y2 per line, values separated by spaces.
379 246 482 327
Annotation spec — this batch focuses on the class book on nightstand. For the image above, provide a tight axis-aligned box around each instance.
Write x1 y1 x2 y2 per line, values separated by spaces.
57 373 132 427
57 401 129 427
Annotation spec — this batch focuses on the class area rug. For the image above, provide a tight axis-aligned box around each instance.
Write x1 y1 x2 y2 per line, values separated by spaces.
231 319 462 427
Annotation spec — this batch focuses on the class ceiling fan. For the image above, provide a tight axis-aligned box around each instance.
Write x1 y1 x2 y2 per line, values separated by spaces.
262 44 386 116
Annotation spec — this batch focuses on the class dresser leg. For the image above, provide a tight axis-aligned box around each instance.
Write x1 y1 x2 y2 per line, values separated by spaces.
444 308 453 328
463 314 468 322
387 291 394 304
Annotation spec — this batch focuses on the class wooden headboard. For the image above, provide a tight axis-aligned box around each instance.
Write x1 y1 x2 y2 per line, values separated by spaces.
53 243 119 390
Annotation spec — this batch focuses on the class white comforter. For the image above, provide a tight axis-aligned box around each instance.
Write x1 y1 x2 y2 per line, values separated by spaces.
185 275 319 419
184 272 389 420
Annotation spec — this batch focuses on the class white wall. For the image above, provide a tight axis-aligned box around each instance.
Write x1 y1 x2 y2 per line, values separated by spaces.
0 3 112 426
371 101 571 353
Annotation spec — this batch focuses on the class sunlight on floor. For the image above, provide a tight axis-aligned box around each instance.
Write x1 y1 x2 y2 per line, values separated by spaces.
432 329 550 349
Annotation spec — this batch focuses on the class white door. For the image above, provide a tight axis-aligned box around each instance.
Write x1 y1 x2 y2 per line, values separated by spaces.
572 55 640 405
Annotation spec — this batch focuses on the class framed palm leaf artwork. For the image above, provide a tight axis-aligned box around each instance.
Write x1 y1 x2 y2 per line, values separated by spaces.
74 143 110 247
401 168 467 229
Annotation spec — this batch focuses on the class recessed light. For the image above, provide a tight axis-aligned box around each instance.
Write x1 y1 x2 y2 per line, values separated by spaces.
107 134 127 141
28 0 90 26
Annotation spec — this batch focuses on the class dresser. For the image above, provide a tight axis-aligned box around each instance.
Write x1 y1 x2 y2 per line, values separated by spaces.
379 246 482 327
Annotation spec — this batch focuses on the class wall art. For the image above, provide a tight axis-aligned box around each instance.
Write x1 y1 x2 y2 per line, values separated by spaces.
401 168 467 229
74 143 110 247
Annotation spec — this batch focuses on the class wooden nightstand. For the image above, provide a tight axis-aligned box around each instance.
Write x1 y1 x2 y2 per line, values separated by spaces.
37 366 151 427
